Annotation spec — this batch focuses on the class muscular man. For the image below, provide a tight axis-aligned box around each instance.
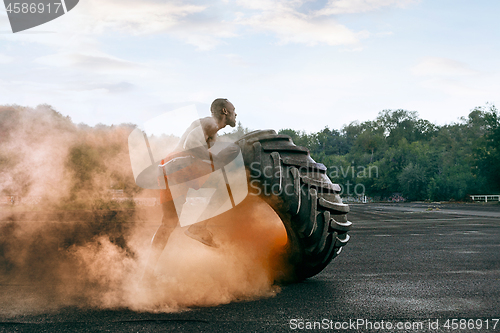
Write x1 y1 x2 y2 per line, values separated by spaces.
143 98 237 282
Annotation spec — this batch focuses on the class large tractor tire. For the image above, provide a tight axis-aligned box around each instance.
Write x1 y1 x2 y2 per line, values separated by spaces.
235 130 352 282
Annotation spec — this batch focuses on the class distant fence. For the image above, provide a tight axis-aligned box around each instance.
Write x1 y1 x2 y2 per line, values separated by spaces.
0 195 33 205
470 195 500 202
0 196 17 205
112 197 158 206
20 196 42 205
342 196 370 203
1 195 158 206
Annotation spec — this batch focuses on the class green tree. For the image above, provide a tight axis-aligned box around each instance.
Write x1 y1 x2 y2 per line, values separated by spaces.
474 104 500 192
397 162 427 201
277 104 497 201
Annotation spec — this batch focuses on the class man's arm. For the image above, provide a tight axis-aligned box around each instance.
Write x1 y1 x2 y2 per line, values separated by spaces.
200 117 219 148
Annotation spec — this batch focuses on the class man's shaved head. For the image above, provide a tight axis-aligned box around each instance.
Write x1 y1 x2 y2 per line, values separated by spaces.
211 98 237 127
211 98 229 121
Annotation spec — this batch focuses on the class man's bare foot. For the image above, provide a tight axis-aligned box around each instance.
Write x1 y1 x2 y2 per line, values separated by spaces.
185 224 219 248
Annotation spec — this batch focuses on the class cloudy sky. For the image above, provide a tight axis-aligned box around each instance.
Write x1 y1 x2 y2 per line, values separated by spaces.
1 0 499 133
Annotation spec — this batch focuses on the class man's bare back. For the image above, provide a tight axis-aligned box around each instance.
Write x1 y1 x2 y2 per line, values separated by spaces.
172 117 219 154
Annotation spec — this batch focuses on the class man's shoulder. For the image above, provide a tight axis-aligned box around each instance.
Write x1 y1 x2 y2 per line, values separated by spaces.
199 117 218 132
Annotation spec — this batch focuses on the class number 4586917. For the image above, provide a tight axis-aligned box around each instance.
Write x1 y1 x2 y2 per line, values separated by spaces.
443 319 499 330
5 3 62 14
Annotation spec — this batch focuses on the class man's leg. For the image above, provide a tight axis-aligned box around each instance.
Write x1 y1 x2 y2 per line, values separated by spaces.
142 198 182 282
184 185 227 248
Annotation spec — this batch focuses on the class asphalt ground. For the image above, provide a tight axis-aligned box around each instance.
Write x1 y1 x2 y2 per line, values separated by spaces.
1 202 499 332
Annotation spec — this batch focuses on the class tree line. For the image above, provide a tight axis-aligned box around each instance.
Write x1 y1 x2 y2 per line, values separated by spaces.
2 103 498 204
277 104 500 201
